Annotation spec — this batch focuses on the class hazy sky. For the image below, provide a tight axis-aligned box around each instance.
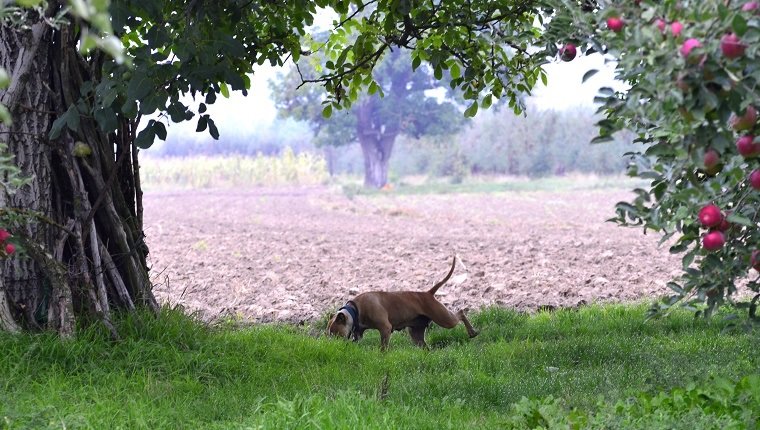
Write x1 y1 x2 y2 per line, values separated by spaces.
160 51 619 143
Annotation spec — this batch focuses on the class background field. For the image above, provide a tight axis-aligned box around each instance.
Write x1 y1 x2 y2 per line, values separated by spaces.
140 164 682 324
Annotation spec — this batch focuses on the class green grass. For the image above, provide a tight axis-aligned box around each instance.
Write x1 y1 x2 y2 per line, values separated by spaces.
341 174 647 197
1 305 758 429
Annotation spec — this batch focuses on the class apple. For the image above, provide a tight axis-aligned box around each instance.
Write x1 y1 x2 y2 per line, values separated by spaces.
752 250 760 271
4 244 14 255
702 231 725 251
560 43 577 62
655 18 666 33
750 170 760 190
607 17 625 32
698 204 723 228
721 33 746 59
736 135 759 157
680 38 701 57
716 217 732 232
0 229 9 242
743 1 759 12
671 21 684 37
729 106 757 131
703 149 720 169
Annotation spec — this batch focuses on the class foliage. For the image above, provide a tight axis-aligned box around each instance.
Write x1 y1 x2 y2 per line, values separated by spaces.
272 48 465 147
310 0 551 118
0 305 758 428
506 375 760 429
544 0 760 317
385 107 632 178
140 150 329 190
40 0 326 149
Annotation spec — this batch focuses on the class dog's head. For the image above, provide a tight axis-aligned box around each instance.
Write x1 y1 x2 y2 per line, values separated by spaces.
326 309 353 339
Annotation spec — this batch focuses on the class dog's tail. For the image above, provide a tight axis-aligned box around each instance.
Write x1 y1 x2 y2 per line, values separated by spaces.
428 255 457 295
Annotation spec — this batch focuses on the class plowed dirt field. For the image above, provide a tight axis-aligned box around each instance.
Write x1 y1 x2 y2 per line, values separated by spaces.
144 186 680 323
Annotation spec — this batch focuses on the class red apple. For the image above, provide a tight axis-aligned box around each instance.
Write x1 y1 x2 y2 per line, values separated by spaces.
4 244 14 255
736 135 759 157
750 170 760 189
704 149 720 169
743 1 759 12
752 250 760 271
716 217 732 232
655 18 666 33
0 229 9 242
680 38 701 57
560 43 577 62
699 204 723 228
702 231 725 251
607 17 625 32
721 33 746 59
729 106 757 131
671 21 684 37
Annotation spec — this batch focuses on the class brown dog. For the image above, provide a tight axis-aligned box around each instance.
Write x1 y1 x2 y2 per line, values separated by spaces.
327 256 478 350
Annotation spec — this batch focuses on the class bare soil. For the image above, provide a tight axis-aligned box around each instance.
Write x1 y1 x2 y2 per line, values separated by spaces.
144 186 681 323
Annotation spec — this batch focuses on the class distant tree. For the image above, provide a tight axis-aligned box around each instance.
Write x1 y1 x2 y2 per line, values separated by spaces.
272 49 465 188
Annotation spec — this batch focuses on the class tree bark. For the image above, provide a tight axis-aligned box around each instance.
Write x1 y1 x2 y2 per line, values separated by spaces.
357 100 397 189
0 8 156 337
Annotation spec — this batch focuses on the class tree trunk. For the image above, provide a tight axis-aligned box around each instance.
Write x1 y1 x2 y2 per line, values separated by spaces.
0 9 157 337
357 100 397 189
359 136 393 188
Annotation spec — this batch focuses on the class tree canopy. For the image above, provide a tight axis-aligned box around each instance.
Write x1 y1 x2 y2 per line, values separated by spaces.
547 0 760 318
272 48 465 187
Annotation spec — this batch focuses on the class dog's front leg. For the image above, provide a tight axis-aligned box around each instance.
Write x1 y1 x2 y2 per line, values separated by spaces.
379 325 392 351
352 327 365 342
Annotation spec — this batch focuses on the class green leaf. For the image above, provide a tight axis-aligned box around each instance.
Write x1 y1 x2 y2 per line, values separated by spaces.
135 121 156 149
126 71 153 103
322 105 333 118
66 105 80 132
220 82 230 99
449 62 461 79
411 55 421 70
16 0 44 6
207 118 219 140
49 112 69 140
464 101 478 118
0 104 12 126
732 14 748 36
154 121 167 141
368 81 379 95
582 69 598 84
196 115 208 132
481 94 493 109
727 213 754 227
0 68 9 89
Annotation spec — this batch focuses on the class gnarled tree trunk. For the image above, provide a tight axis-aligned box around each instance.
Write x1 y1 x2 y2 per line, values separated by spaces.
0 8 157 337
357 100 398 189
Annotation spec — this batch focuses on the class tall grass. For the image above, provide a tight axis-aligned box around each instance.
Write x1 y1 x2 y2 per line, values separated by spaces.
140 148 329 190
1 305 758 428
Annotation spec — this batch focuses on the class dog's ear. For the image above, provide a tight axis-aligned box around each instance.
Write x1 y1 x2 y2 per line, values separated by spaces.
335 312 346 323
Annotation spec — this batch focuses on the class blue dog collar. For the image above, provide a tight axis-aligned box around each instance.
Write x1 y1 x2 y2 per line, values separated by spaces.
338 301 359 334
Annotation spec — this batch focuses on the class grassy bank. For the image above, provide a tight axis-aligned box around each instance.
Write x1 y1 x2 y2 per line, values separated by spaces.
1 305 758 428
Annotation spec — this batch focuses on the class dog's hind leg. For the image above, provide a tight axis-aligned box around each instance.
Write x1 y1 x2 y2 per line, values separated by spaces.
427 301 479 338
456 310 479 338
